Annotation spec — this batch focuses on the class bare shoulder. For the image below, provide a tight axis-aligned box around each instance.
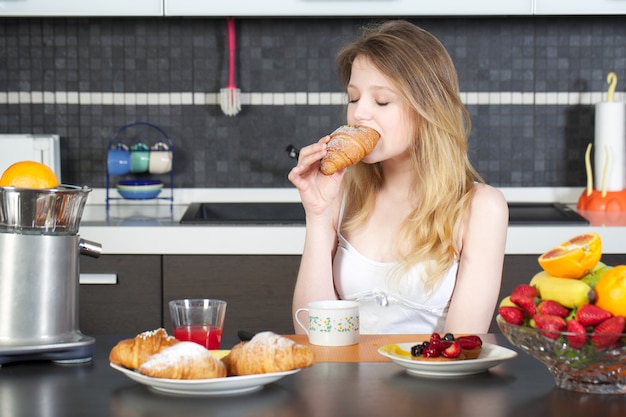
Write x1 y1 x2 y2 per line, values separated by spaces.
469 183 508 218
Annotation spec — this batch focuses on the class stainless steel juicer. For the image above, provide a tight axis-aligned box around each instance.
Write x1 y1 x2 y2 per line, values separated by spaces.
0 185 101 365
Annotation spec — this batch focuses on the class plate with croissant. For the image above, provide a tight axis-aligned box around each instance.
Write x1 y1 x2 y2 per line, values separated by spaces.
109 329 315 396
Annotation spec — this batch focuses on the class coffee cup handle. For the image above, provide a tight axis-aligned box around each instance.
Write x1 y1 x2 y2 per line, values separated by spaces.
294 308 310 336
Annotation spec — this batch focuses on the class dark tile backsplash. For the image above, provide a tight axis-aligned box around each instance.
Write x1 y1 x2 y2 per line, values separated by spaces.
1 16 625 188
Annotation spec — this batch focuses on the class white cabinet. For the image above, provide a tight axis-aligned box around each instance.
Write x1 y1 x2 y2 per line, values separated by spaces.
535 0 626 14
165 0 533 17
0 0 162 16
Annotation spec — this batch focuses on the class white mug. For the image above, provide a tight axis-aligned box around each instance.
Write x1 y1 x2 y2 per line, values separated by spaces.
149 142 173 174
295 300 360 346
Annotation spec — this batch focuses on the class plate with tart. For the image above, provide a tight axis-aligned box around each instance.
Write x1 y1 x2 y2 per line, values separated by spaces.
378 340 517 378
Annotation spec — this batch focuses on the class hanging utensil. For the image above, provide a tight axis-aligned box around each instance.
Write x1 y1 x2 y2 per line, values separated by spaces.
220 17 241 116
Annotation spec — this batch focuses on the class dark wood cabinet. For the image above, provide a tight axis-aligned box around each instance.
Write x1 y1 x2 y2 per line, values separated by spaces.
162 255 301 339
79 255 162 335
77 251 626 336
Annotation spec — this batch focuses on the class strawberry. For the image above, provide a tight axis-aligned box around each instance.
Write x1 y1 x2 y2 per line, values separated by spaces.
534 314 566 340
576 304 612 326
591 316 625 349
511 284 539 299
510 294 537 317
538 300 570 318
456 335 483 350
441 341 462 359
565 319 587 349
499 306 525 325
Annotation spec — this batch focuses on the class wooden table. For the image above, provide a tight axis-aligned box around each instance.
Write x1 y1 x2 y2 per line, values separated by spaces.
1 334 625 417
284 333 498 362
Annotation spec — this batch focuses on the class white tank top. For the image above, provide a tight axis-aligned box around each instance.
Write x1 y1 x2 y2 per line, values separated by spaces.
333 213 458 334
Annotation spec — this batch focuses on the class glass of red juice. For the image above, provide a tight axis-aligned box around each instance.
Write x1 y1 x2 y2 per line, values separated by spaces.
168 299 227 350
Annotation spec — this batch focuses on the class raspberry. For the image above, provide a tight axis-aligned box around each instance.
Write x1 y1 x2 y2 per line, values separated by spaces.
422 344 442 358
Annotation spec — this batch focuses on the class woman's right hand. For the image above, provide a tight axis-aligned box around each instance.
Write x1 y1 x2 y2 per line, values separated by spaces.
288 136 345 217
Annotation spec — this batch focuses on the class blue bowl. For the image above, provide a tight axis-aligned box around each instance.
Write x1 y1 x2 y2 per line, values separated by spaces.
117 188 162 200
117 179 162 187
116 179 163 200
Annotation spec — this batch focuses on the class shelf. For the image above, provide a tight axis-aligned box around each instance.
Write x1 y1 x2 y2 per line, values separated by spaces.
106 122 174 211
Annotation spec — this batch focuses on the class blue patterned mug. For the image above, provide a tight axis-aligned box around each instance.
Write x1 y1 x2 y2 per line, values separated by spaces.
295 300 360 346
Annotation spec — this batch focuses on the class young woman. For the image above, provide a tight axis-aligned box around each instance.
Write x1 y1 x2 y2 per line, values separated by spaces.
288 20 508 334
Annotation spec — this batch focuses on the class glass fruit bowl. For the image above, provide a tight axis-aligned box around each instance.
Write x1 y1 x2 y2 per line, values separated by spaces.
497 315 626 394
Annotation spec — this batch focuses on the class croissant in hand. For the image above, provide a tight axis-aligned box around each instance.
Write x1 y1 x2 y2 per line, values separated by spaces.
320 125 380 175
139 341 227 379
109 328 179 370
224 331 315 376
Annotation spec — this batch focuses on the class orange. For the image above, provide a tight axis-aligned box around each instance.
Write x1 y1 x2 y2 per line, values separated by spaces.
537 232 602 279
0 160 59 189
595 265 626 317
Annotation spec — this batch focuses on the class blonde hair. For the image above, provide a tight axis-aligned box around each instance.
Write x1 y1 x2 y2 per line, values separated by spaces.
336 20 483 291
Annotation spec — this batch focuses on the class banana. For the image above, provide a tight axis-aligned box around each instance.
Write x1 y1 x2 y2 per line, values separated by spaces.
499 296 515 308
530 271 593 308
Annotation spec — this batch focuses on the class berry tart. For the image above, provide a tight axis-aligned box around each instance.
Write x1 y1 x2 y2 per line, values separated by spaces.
410 333 483 361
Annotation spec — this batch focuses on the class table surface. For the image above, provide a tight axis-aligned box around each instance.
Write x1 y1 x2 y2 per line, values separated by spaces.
1 334 626 417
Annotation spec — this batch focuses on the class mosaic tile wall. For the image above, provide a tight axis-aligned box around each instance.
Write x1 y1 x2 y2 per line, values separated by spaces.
1 16 625 188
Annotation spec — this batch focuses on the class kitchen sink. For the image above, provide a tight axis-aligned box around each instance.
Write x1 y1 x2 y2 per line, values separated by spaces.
180 202 305 225
180 202 588 226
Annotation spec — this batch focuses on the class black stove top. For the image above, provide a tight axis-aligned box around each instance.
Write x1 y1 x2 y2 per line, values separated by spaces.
179 201 589 226
180 202 305 225
507 203 589 225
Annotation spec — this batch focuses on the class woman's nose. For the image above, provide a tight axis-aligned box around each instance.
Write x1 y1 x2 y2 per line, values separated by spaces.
350 100 372 122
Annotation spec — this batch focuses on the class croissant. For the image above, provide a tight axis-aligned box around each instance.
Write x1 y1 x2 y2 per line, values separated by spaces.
109 328 179 370
223 331 315 376
138 341 227 379
320 125 380 175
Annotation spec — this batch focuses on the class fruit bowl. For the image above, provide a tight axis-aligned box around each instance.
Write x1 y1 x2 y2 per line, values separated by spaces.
497 315 626 394
116 179 163 200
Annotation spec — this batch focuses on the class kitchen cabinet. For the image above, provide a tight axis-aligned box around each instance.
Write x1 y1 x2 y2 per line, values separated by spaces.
490 253 626 332
79 255 162 335
534 0 626 14
0 0 162 16
164 0 532 16
162 255 301 337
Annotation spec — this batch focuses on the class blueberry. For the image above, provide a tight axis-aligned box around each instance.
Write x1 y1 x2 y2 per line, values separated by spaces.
410 344 424 357
443 333 455 341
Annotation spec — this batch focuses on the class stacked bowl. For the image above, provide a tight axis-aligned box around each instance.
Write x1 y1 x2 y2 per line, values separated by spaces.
116 179 163 200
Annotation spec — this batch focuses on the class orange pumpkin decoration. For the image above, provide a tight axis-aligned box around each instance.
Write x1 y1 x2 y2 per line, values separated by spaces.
577 189 626 212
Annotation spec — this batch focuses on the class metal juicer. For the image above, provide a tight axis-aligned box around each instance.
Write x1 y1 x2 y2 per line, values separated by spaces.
0 185 101 365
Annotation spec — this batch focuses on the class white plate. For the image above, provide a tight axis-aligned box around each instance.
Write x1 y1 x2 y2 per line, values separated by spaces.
111 363 300 396
378 342 517 378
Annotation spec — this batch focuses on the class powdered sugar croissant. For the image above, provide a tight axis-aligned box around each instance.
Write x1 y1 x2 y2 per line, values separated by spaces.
223 331 315 376
109 328 179 370
320 125 380 175
139 341 227 379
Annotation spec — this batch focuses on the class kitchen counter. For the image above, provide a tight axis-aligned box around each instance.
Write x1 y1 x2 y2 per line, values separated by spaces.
1 333 625 417
78 187 626 255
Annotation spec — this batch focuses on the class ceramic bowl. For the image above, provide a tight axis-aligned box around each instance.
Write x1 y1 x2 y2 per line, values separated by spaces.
116 179 163 200
497 315 626 394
